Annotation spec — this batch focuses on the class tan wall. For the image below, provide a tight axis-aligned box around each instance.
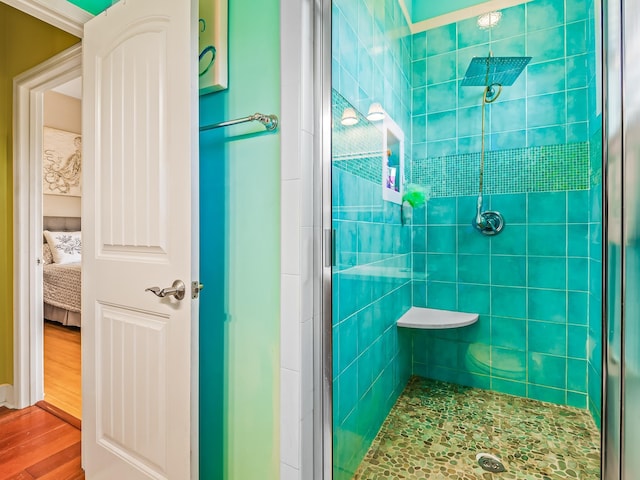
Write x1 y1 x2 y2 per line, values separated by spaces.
0 4 79 385
43 91 82 217
44 90 81 131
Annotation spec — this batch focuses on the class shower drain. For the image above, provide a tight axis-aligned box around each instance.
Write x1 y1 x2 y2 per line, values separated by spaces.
476 452 506 473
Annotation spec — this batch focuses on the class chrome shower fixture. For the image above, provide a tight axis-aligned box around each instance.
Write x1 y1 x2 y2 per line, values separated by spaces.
462 53 531 237
474 195 504 236
461 56 532 87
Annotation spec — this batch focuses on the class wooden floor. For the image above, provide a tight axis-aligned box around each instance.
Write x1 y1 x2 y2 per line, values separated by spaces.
44 322 81 420
0 404 84 479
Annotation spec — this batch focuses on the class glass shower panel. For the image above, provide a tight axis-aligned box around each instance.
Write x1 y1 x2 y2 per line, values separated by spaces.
331 90 412 480
328 0 606 477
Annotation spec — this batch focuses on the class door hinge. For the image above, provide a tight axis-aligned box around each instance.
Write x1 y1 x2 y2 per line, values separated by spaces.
191 281 204 299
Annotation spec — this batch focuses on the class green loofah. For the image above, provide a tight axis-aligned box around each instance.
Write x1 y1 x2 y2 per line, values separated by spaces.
402 184 430 208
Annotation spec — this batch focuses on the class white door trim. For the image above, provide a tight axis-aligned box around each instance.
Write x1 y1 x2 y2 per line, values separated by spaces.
13 43 83 409
0 0 91 37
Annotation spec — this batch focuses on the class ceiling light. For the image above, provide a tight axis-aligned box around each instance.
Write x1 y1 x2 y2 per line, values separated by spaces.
366 102 385 122
341 107 358 126
477 11 502 29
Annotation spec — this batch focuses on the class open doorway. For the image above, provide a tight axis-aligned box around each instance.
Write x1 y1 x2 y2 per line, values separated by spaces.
41 79 82 420
13 43 83 416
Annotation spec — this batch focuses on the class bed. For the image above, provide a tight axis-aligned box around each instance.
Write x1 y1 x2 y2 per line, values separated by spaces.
43 216 82 328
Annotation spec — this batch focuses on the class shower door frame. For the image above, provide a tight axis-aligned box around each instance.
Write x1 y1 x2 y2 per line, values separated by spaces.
316 0 334 477
315 1 616 479
602 0 619 478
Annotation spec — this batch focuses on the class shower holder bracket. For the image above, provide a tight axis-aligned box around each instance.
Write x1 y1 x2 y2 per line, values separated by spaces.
474 211 505 236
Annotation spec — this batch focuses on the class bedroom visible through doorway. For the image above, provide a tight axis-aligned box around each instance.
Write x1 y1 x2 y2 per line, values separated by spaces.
40 78 83 420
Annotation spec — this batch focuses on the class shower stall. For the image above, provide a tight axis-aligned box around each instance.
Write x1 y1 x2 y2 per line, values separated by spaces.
316 0 640 477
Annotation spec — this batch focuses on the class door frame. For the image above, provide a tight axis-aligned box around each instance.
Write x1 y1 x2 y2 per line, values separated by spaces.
13 43 82 409
1 0 89 37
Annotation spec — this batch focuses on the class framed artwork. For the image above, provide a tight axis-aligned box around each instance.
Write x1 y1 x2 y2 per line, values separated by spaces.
42 127 82 197
199 0 228 94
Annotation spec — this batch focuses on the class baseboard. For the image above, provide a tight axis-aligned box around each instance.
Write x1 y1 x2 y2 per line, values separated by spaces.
0 384 15 408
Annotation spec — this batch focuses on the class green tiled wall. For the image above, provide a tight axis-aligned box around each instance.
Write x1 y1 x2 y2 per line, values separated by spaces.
332 30 412 479
333 0 602 459
332 168 412 480
331 0 414 476
411 190 593 407
332 93 383 184
405 0 602 415
332 0 413 183
411 0 593 159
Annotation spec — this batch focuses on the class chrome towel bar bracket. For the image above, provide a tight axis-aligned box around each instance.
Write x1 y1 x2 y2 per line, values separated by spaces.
200 112 279 132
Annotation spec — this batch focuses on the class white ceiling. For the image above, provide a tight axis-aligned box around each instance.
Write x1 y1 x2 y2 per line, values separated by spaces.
52 77 82 99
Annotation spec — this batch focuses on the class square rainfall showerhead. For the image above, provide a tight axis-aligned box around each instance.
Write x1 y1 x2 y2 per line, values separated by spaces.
461 56 532 87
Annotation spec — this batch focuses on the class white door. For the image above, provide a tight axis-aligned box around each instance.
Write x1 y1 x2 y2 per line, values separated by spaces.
81 0 198 478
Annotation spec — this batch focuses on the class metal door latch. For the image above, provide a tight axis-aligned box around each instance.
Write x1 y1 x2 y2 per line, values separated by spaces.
191 281 204 299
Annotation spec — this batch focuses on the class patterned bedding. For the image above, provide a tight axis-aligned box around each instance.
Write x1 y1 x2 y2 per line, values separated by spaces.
43 262 81 313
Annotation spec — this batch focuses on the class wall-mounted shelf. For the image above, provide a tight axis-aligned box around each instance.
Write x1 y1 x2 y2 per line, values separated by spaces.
396 307 478 329
381 114 404 205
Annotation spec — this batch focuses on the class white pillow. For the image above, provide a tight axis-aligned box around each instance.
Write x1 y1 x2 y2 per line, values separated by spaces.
43 230 82 264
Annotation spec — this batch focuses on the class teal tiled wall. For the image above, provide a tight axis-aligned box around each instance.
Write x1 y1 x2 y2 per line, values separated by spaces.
407 0 602 411
332 0 412 138
331 92 412 479
333 0 602 460
332 185 412 477
411 190 593 407
332 0 413 183
411 0 593 158
331 0 414 476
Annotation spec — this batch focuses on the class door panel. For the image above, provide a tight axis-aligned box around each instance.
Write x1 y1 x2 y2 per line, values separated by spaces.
82 0 198 478
96 304 168 474
95 23 167 256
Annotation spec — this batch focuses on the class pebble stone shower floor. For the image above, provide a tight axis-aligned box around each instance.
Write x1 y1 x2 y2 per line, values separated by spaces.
354 377 600 479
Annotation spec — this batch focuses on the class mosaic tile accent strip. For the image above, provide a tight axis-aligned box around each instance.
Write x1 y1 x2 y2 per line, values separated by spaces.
412 142 590 197
354 377 600 479
333 155 382 185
